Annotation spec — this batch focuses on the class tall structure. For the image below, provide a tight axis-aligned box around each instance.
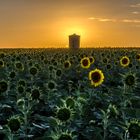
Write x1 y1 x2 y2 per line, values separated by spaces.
69 34 80 49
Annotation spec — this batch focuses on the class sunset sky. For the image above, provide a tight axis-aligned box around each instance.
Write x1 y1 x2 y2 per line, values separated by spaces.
0 0 140 48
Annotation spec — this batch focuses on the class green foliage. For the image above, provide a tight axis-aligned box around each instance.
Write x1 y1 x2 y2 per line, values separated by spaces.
0 48 140 140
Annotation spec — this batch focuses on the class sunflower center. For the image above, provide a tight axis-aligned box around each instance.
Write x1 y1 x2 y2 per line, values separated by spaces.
122 58 128 64
31 89 40 100
15 62 23 69
128 123 140 138
30 67 37 76
64 62 70 68
91 72 101 83
0 81 8 93
0 60 4 66
89 57 94 63
9 72 16 78
8 119 20 132
56 69 62 76
136 54 140 60
82 59 89 66
125 75 135 86
57 108 71 121
48 82 55 90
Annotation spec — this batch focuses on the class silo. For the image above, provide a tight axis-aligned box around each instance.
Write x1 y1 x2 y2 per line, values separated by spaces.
69 34 80 49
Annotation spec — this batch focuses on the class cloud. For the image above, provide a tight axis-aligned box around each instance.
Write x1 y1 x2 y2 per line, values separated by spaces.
88 17 140 24
130 3 140 8
122 19 140 23
88 17 97 20
98 18 117 22
132 11 139 14
134 25 140 28
88 17 117 22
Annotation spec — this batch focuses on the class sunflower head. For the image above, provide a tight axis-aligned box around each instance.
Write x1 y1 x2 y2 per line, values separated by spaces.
17 98 25 110
29 66 38 76
128 119 140 139
106 64 111 70
64 61 71 69
50 129 74 140
125 74 135 86
80 57 90 69
57 107 71 122
66 97 75 108
0 52 5 58
31 89 40 100
88 69 105 87
102 58 108 64
15 61 24 71
56 69 62 77
0 60 4 68
17 85 25 94
0 80 8 94
8 117 20 132
136 54 140 61
18 79 26 87
47 80 56 91
122 72 137 90
120 56 130 67
9 71 16 79
89 56 95 64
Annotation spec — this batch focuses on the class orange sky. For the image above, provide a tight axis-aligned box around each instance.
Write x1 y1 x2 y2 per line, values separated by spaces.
0 0 140 48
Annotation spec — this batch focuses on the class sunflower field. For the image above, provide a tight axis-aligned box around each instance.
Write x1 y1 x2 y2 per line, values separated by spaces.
0 48 140 140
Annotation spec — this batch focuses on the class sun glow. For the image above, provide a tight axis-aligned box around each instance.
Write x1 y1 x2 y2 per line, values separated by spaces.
64 27 85 36
51 18 90 44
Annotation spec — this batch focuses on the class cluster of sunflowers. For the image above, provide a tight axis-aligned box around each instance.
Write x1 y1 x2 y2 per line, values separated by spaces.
80 56 104 87
0 48 140 140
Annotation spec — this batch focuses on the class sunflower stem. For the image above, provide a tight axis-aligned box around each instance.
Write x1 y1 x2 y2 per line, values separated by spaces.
9 133 14 140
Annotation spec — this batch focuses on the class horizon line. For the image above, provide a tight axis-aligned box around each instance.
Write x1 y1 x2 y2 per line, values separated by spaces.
0 46 140 49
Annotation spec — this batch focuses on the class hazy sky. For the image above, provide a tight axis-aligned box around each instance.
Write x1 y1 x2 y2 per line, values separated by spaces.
0 0 140 48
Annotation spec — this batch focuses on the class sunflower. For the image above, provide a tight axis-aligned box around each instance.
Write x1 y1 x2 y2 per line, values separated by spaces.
15 61 24 71
31 88 41 100
0 60 4 68
17 98 25 109
80 57 91 69
128 119 140 139
120 56 130 67
121 72 138 90
50 129 74 140
8 117 21 132
0 80 8 94
55 69 62 77
17 85 25 94
102 58 108 64
47 80 56 91
9 71 16 79
18 79 26 87
29 66 38 76
61 97 75 108
64 60 71 69
0 52 5 58
89 56 95 64
66 97 75 108
136 54 140 60
56 103 75 123
57 107 72 122
88 69 105 87
125 75 135 86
